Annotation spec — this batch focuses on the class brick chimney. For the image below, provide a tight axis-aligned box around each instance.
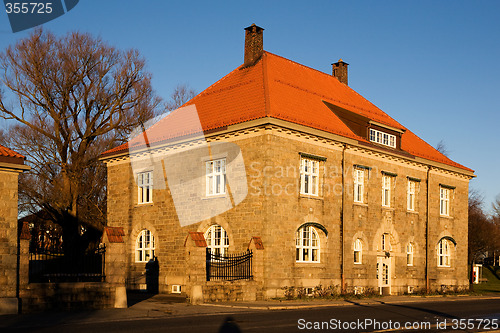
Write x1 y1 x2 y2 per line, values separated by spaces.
332 59 349 85
244 24 264 67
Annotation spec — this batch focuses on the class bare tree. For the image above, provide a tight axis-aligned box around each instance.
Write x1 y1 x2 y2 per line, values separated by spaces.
0 29 160 255
493 194 500 222
468 189 500 267
165 84 196 111
435 140 450 157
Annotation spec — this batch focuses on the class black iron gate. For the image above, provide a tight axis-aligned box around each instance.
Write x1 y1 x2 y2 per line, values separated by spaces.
29 246 106 283
206 249 253 281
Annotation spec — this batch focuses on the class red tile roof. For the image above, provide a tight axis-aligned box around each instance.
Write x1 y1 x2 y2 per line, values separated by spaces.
249 236 264 250
102 52 472 173
0 144 25 165
186 232 207 247
104 227 125 243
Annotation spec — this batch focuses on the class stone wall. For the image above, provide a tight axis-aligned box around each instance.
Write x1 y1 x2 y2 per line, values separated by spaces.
20 282 115 313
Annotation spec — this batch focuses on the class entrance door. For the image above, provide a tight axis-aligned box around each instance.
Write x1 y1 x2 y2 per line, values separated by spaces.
377 256 391 295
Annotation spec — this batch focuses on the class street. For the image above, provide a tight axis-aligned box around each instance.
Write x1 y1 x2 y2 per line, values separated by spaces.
3 297 499 333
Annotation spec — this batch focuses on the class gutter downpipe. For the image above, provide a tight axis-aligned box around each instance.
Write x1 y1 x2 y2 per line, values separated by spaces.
341 144 347 294
426 166 431 293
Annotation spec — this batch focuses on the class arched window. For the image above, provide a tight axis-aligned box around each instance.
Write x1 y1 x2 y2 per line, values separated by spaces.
204 225 229 256
354 239 363 264
437 239 451 267
406 243 414 266
296 226 320 262
136 229 155 263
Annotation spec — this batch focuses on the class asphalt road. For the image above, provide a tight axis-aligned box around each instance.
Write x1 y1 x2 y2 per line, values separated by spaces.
4 298 500 333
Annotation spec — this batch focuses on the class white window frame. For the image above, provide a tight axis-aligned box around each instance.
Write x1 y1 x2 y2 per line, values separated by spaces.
206 158 226 196
296 226 320 263
440 187 450 216
382 175 391 207
354 238 363 264
204 225 229 257
381 233 391 251
406 243 414 266
300 158 320 196
138 171 153 204
407 180 416 211
354 169 364 203
135 229 155 263
369 128 396 148
437 239 451 267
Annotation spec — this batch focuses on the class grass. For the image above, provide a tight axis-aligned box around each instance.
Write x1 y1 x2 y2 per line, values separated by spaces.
472 265 500 294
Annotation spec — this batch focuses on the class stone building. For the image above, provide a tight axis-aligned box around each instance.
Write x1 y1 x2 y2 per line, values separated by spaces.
0 144 29 313
101 25 474 302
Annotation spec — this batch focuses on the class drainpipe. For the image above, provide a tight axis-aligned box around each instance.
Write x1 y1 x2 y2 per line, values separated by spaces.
340 144 347 293
425 166 431 293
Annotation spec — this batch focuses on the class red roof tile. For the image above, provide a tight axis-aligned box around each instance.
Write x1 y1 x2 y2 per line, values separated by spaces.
102 52 472 173
186 232 207 247
20 222 31 240
249 236 264 250
0 144 25 165
104 227 125 243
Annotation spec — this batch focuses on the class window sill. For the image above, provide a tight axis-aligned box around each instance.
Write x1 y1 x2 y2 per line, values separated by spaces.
382 206 395 211
407 210 419 214
135 202 154 208
299 194 323 201
203 194 228 200
439 215 454 219
353 202 368 207
295 261 322 266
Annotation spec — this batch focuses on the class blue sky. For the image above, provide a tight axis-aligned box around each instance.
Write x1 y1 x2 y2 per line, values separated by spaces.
1 0 499 212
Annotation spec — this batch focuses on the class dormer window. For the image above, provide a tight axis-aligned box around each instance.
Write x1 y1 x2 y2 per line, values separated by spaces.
369 128 396 148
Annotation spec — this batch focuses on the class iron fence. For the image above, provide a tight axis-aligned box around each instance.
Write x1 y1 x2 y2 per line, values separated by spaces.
206 249 253 281
29 246 106 283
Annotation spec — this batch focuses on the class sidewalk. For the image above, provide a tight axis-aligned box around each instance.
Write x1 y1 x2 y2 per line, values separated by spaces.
1 294 499 330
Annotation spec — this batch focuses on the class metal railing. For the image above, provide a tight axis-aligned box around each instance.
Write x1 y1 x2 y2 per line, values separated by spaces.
206 249 253 281
29 246 106 283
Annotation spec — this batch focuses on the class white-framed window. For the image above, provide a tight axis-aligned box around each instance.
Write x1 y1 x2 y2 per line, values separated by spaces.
407 180 416 211
300 158 319 196
296 226 320 263
381 233 391 251
135 229 155 263
354 238 363 264
440 187 450 216
204 224 229 256
437 239 451 267
382 175 391 207
138 171 153 204
369 128 396 148
406 243 414 266
354 168 365 203
206 158 226 196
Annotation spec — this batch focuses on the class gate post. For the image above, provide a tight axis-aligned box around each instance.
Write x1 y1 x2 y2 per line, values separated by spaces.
103 227 127 308
185 232 207 304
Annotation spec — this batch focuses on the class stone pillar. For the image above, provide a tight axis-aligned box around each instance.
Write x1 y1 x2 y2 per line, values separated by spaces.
103 227 127 308
0 157 29 314
185 232 207 304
